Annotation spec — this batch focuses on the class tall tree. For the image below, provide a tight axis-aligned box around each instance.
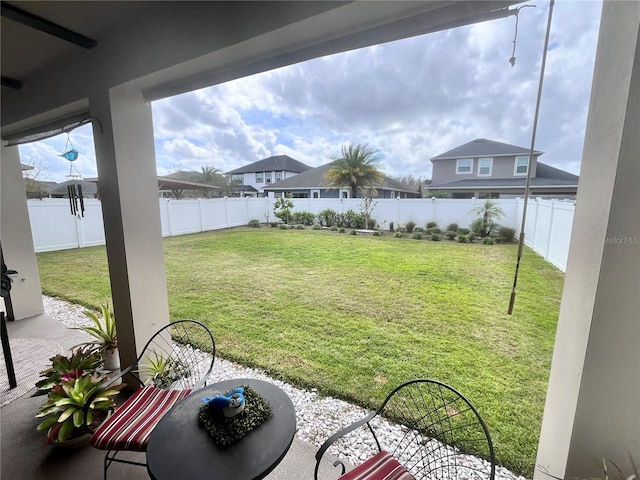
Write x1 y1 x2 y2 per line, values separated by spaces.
324 144 383 198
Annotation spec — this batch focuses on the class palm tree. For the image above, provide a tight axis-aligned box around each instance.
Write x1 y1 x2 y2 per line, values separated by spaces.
470 199 505 237
324 144 383 198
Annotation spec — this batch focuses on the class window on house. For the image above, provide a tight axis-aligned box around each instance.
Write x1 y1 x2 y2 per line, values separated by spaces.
456 158 473 174
265 172 272 184
478 158 493 176
514 156 529 175
256 172 264 183
275 171 282 181
311 190 320 199
341 190 350 199
231 173 243 182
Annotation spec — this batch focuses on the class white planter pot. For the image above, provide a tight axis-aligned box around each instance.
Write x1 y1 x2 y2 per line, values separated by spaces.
103 348 121 385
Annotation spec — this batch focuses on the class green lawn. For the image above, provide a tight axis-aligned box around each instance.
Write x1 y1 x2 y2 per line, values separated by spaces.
37 228 564 476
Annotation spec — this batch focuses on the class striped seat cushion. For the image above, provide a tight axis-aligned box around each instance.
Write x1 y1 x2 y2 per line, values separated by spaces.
339 451 416 480
91 386 192 452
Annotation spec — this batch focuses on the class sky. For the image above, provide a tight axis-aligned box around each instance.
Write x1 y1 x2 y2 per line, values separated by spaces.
19 0 602 184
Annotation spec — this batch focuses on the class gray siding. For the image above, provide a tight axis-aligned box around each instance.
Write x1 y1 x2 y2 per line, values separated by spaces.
431 155 539 185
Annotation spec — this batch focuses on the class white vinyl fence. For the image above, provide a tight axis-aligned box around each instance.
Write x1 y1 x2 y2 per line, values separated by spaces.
27 197 575 271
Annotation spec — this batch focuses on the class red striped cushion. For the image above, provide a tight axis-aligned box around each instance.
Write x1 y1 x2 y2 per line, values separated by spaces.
90 386 192 452
339 451 415 480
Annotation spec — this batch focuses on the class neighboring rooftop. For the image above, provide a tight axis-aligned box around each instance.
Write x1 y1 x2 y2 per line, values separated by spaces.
431 138 544 160
226 155 312 175
264 161 417 194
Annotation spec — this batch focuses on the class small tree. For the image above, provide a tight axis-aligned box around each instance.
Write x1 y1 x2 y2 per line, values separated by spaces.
470 200 505 237
273 194 294 224
359 187 377 229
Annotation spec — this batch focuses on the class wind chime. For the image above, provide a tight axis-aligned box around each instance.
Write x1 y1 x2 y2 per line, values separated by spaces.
59 134 85 218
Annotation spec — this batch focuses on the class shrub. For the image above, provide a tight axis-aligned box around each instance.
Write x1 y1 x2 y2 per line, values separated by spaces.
431 233 441 241
337 209 366 229
338 227 346 233
412 232 423 240
317 208 338 227
446 223 459 232
273 194 294 224
426 221 438 229
295 224 304 230
413 227 424 233
350 229 357 235
458 235 469 243
367 218 377 230
405 221 416 233
270 222 279 228
330 226 338 232
470 218 499 238
498 227 516 243
457 227 470 235
389 221 394 232
393 232 403 238
291 211 316 226
278 224 288 230
373 230 382 237
432 227 442 234
312 223 322 230
445 231 457 240
483 237 495 245
247 219 261 228
468 234 475 243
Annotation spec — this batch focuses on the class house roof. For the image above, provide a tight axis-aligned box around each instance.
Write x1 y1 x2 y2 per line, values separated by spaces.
225 155 311 175
48 179 99 196
233 184 259 193
429 162 579 189
431 138 543 160
85 176 220 191
263 161 417 194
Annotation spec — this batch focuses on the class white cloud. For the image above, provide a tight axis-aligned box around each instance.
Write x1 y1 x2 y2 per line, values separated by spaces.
23 0 601 183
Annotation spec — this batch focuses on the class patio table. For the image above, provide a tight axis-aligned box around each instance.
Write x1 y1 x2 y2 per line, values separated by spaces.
146 377 296 480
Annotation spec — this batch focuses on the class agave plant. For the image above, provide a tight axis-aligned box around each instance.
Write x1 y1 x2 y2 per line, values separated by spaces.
73 304 118 354
34 348 102 396
36 373 124 444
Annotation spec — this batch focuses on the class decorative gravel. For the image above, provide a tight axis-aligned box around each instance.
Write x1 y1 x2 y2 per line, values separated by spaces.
43 295 527 480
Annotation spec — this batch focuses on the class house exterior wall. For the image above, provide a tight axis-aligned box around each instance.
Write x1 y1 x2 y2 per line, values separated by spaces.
238 169 302 195
431 154 540 185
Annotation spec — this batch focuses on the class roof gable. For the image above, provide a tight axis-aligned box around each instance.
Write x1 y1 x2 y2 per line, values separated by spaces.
431 138 543 160
225 155 312 175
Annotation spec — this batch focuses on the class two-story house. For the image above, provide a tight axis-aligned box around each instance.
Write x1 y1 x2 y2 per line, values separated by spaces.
428 138 579 199
225 155 312 197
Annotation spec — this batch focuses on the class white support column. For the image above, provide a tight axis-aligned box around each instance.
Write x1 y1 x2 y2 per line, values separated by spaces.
0 145 44 319
535 2 640 477
90 86 170 371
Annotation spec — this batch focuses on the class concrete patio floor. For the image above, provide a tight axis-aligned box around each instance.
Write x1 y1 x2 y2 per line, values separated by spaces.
1 312 342 480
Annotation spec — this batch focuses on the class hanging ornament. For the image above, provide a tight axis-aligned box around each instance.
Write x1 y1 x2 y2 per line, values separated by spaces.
59 134 79 161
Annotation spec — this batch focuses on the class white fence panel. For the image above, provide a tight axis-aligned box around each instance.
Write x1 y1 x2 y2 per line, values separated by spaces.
27 197 574 272
166 200 202 236
518 198 575 272
78 200 106 247
200 199 229 230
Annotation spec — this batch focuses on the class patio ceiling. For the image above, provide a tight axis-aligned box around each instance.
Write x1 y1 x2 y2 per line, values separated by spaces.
1 0 521 139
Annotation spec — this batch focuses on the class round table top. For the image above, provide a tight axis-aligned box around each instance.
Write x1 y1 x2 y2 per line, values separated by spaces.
146 378 297 480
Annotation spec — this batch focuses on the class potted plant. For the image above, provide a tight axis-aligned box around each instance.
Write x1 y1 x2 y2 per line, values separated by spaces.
36 372 124 447
73 304 119 372
34 347 102 396
139 351 191 388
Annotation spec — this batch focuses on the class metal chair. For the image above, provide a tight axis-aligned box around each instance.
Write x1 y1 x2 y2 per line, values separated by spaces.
90 320 215 480
314 379 495 480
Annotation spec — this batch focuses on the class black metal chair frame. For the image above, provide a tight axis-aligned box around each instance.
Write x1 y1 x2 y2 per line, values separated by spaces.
314 378 496 480
97 319 216 480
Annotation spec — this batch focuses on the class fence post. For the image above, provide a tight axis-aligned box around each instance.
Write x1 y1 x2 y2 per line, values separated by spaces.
531 198 540 249
198 199 204 233
544 199 556 262
75 214 84 248
225 197 230 228
166 200 174 237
